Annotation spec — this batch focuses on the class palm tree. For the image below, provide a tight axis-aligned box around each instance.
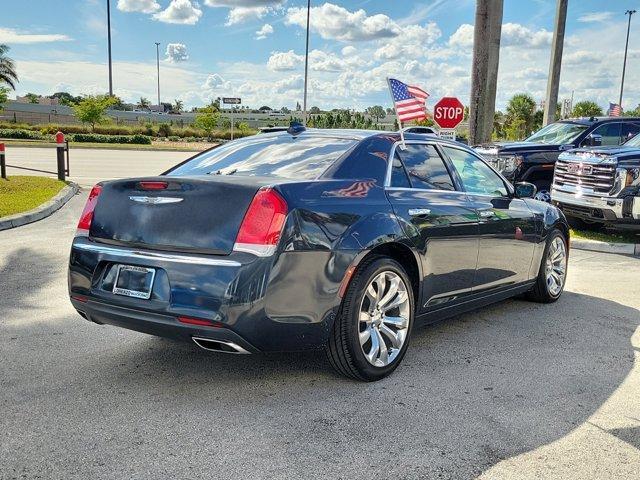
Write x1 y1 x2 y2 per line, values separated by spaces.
173 99 183 113
137 97 151 109
0 44 19 90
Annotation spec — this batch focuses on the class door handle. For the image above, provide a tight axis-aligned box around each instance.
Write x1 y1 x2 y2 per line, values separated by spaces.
479 209 495 218
408 208 431 216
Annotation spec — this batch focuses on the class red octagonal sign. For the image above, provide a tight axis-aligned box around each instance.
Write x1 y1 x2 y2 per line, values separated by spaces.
433 97 464 129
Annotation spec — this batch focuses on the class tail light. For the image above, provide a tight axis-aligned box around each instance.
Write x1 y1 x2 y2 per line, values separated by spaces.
234 187 288 256
76 184 102 236
138 181 168 190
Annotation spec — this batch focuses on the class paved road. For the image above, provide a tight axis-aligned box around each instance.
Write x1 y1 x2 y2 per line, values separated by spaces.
1 192 639 479
3 147 194 187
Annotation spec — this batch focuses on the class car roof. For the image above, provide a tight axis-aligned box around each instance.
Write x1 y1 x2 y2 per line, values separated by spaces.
560 116 640 125
263 127 465 147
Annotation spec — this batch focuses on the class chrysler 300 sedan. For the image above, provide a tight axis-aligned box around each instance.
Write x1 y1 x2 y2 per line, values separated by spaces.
69 127 569 381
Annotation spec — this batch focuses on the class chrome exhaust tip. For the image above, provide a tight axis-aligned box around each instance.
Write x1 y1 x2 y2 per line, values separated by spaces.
192 337 250 354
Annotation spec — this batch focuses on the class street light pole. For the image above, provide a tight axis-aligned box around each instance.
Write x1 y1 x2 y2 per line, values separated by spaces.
155 42 161 109
107 0 113 96
302 0 311 125
619 10 636 109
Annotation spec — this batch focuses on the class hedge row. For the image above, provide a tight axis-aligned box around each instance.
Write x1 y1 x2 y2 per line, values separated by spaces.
0 128 45 140
72 133 152 145
0 121 259 139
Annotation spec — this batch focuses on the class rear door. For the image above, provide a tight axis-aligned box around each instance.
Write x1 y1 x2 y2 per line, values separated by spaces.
441 146 537 292
385 142 479 313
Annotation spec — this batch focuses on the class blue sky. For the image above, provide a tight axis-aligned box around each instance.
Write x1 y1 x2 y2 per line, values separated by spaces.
2 0 639 111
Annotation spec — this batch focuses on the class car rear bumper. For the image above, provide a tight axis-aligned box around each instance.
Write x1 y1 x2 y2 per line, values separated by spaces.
69 238 351 352
551 188 640 227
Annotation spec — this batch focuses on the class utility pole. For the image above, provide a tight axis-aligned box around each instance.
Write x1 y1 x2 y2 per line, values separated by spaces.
107 0 113 96
468 0 503 145
543 0 568 126
155 42 161 108
302 0 311 125
619 10 636 109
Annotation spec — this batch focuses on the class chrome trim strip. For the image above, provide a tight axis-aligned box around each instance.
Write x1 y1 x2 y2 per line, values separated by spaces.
129 196 184 204
73 242 241 267
192 337 251 354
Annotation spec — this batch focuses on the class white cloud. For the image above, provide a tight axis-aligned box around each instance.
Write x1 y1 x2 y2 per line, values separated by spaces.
153 0 202 25
0 27 71 44
449 23 552 50
563 50 600 65
274 75 304 93
267 50 304 71
341 46 357 57
374 22 441 60
204 0 284 25
501 23 552 48
448 24 474 48
255 24 274 40
286 3 400 42
202 73 229 90
116 0 160 14
165 43 189 62
578 12 614 23
309 50 346 72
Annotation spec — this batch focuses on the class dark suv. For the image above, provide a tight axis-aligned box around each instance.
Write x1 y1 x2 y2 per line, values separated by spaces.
474 117 640 201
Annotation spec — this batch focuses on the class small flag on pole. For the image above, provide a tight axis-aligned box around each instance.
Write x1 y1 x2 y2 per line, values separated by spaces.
387 78 429 123
609 102 622 117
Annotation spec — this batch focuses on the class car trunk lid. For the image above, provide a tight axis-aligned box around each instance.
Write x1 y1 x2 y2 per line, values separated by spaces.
90 176 268 254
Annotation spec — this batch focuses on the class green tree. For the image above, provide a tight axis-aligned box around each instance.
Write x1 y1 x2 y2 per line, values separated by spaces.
50 91 82 106
137 97 151 109
0 44 18 90
72 95 117 130
193 108 220 139
0 86 8 112
366 105 386 123
173 99 184 113
572 101 603 117
309 106 321 114
504 93 537 140
24 93 40 103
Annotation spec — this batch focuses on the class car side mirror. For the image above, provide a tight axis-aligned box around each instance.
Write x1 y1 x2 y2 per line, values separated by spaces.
583 133 602 147
514 182 537 199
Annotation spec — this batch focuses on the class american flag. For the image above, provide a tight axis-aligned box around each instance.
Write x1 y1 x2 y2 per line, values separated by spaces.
609 102 622 117
388 78 429 123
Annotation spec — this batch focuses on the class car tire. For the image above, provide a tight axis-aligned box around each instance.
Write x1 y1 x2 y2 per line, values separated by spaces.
325 256 414 381
526 229 568 303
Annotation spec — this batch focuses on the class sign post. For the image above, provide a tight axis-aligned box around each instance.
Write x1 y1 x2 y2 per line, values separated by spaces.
0 143 6 180
223 97 241 141
433 97 464 141
55 131 66 181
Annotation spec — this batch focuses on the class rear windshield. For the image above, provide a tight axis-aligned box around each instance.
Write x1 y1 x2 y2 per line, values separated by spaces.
167 135 358 179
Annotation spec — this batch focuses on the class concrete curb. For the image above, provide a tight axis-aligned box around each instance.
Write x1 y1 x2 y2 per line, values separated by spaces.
0 182 80 231
571 238 640 257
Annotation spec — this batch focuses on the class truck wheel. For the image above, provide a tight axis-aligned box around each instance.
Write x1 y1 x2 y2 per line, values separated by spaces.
526 229 568 303
326 256 414 381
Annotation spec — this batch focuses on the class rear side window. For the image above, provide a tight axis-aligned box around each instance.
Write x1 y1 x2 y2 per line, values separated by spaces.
591 123 623 146
167 135 358 179
394 144 455 191
622 123 640 143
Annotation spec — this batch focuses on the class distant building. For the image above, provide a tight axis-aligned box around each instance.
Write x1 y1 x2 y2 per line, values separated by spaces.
15 95 60 106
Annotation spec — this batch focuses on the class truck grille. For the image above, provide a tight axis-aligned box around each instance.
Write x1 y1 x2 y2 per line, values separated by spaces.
553 159 616 194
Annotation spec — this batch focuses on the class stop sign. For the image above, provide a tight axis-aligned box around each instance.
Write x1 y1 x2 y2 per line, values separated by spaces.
433 97 464 129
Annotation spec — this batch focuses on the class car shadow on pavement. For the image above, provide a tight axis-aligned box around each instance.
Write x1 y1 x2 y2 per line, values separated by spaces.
64 290 639 479
0 247 59 319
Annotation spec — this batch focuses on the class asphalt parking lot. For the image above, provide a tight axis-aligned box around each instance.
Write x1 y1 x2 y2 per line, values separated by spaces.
1 190 639 479
4 147 192 187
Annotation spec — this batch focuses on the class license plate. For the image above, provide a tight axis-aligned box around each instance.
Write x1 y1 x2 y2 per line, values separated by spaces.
112 265 156 299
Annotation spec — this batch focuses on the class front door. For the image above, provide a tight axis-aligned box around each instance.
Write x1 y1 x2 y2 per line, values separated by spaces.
385 142 479 313
441 146 537 292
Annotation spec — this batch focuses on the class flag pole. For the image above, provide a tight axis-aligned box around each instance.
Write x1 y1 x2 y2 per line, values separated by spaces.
386 77 406 149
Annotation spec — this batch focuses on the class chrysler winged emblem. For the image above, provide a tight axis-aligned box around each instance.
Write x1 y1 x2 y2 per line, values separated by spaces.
129 196 184 204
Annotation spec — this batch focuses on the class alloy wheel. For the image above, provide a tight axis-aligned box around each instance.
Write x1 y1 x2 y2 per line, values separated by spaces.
545 236 567 296
534 189 551 202
358 270 411 367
